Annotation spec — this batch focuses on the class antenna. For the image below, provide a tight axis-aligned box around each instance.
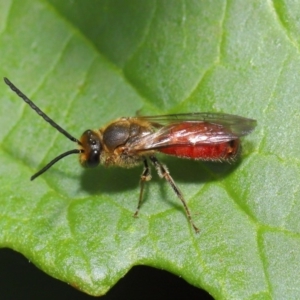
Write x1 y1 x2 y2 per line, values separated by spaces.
4 77 83 180
4 77 81 145
30 149 81 180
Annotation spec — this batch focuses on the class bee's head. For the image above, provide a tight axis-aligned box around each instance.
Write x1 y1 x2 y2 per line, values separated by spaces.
78 130 102 168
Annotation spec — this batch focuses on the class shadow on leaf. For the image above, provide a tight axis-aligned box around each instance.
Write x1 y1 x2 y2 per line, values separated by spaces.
79 155 241 195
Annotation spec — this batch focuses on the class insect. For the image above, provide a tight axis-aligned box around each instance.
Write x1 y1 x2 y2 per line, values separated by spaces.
4 77 257 233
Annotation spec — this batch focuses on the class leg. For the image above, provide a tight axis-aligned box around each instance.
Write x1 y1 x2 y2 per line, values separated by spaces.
149 156 199 233
134 158 152 217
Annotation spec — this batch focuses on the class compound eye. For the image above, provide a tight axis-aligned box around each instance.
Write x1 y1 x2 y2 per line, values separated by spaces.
87 148 100 167
79 130 102 168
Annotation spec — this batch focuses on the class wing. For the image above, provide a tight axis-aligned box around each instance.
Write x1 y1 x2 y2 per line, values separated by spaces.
128 112 257 152
138 112 257 136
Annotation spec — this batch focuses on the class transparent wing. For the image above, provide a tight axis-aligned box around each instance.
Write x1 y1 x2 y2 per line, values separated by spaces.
128 113 257 152
137 112 257 137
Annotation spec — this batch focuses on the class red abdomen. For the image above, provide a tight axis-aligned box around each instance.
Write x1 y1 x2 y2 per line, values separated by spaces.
158 140 240 161
156 122 241 161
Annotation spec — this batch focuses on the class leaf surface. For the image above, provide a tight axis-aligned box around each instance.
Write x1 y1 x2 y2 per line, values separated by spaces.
0 0 299 298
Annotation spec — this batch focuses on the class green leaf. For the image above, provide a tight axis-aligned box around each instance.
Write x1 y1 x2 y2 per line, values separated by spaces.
0 0 299 298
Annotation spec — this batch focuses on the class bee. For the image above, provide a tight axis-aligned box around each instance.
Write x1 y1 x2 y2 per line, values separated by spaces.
4 77 257 233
